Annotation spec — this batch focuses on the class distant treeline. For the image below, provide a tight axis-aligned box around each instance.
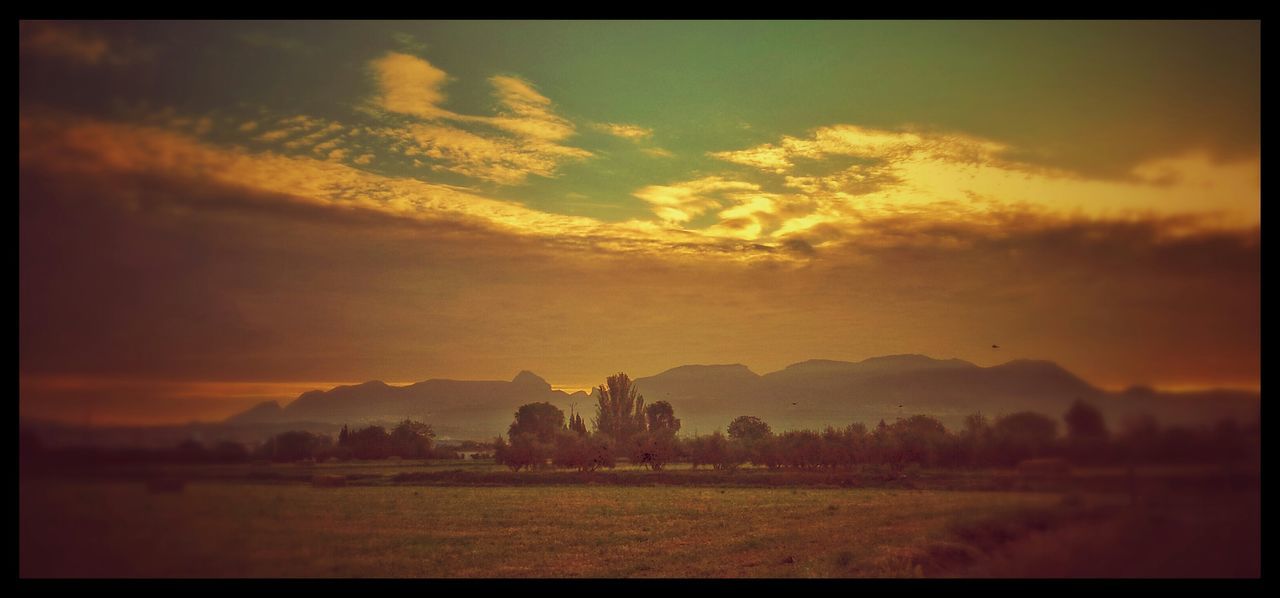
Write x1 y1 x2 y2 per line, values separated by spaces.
18 373 1260 472
491 373 1261 473
19 419 459 466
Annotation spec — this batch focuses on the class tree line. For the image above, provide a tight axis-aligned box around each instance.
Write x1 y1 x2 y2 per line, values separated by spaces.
492 372 1260 473
17 372 1259 471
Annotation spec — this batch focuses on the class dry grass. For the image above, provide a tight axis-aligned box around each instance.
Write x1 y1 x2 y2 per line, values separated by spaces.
21 481 1063 578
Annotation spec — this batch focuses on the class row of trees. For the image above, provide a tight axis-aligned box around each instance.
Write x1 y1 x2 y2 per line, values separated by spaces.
495 373 684 472
493 372 1259 472
253 419 450 462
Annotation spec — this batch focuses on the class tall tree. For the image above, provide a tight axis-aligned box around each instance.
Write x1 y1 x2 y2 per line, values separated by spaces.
568 412 589 437
593 372 646 444
1064 399 1109 441
645 401 681 434
390 419 436 458
727 415 771 442
508 402 566 443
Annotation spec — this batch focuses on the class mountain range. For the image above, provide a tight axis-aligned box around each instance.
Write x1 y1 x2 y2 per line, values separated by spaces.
213 354 1258 441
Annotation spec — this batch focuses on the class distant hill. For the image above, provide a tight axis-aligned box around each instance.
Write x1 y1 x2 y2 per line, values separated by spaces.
636 354 1255 433
224 370 590 440
23 355 1259 446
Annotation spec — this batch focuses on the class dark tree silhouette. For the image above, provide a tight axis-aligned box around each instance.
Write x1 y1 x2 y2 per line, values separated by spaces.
593 373 646 444
1064 399 1109 441
993 412 1059 465
727 415 771 442
645 401 681 434
348 425 392 460
390 419 436 458
567 412 589 437
508 402 566 443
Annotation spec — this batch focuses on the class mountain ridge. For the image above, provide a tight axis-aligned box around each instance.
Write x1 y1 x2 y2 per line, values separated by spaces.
210 356 1257 441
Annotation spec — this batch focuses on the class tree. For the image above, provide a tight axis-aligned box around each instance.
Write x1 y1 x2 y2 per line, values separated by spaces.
1063 400 1110 464
348 425 392 460
687 431 744 471
777 430 823 470
628 429 679 471
960 412 995 467
993 412 1059 465
211 441 249 463
889 415 950 467
567 412 589 437
390 419 436 458
1064 400 1109 441
264 430 329 462
494 434 549 472
727 416 771 442
645 401 681 434
508 402 566 443
593 373 646 444
727 415 773 466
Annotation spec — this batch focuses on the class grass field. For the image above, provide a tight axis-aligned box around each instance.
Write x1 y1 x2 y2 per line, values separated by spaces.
19 463 1260 578
22 481 1085 577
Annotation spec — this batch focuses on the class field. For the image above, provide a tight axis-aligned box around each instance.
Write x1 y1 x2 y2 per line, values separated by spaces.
19 462 1261 578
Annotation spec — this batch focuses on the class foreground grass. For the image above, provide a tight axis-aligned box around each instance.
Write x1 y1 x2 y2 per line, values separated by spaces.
22 481 1075 578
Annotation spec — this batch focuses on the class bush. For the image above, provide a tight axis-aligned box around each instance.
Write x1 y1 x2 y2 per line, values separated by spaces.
687 431 745 471
628 430 678 471
261 430 330 462
494 433 551 472
552 431 614 472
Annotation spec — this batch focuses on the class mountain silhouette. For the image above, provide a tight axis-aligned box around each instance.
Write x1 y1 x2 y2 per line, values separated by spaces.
217 355 1258 440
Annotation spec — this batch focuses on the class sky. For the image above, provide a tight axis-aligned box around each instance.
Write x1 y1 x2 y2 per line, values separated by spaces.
19 20 1260 426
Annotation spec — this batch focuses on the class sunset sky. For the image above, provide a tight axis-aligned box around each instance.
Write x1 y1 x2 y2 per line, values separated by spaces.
19 21 1259 425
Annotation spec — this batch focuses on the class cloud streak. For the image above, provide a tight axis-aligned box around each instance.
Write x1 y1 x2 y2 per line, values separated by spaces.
367 52 591 185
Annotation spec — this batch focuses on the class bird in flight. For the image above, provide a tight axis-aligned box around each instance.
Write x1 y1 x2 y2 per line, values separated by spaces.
991 344 1000 349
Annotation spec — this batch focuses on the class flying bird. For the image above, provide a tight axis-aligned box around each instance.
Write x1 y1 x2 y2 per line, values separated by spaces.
991 344 1000 349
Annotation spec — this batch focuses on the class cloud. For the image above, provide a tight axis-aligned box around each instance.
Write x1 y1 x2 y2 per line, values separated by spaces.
378 122 590 185
369 51 454 120
593 122 654 140
19 148 1260 414
19 21 151 66
632 177 764 225
366 52 591 185
641 147 675 158
484 75 577 142
708 123 1260 235
711 124 1010 172
18 113 735 258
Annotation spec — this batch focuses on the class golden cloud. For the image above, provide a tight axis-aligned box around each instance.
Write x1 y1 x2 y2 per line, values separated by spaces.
367 53 591 185
593 122 654 140
370 51 454 120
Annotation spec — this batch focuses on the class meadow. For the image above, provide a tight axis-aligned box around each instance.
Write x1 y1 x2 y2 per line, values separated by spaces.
19 464 1260 578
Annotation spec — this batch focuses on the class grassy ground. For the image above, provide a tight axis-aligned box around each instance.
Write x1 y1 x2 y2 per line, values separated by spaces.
20 462 1260 578
22 481 1085 578
26 459 1259 495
